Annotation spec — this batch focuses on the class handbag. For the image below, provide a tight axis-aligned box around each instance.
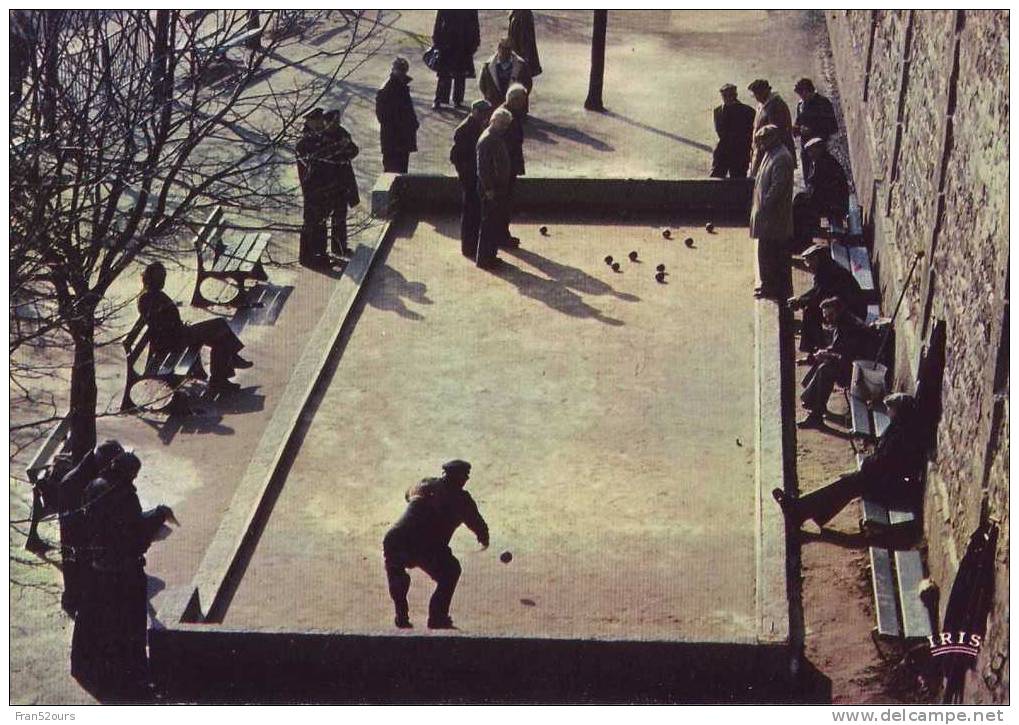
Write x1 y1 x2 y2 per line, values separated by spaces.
422 46 440 71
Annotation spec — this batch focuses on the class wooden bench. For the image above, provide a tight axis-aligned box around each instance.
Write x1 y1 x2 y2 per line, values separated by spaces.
823 193 863 241
869 547 932 641
121 316 207 413
831 241 876 294
851 398 920 534
23 416 72 551
180 12 263 80
191 206 271 307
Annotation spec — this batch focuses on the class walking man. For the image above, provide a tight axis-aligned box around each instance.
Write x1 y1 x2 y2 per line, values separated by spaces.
376 57 419 173
710 83 756 178
749 125 795 300
451 99 491 258
431 10 480 110
383 460 489 629
475 107 514 268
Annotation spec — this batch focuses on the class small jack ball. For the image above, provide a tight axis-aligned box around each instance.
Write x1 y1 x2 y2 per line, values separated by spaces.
684 237 695 248
662 229 672 239
655 272 667 284
656 264 666 273
539 226 549 236
628 250 639 261
500 551 513 563
705 222 715 233
611 262 621 272
604 255 614 265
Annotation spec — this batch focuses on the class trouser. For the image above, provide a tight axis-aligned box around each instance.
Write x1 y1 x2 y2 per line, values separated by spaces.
328 200 349 254
710 146 749 179
792 192 821 250
459 178 481 258
383 543 462 622
435 74 466 106
477 193 509 266
800 359 849 413
755 236 790 297
382 151 410 174
71 564 149 702
183 318 244 384
799 303 829 353
790 469 871 527
300 193 329 264
504 175 517 243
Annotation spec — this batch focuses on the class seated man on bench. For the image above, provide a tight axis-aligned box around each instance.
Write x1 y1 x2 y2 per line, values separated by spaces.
789 244 867 359
792 138 849 250
773 393 926 528
138 262 252 396
797 296 877 429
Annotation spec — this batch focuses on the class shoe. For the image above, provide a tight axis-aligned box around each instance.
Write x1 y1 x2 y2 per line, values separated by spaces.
796 353 816 366
208 379 241 396
432 100 442 110
427 615 454 629
501 236 520 249
796 412 825 429
454 102 467 110
476 257 499 270
394 614 412 629
233 354 253 370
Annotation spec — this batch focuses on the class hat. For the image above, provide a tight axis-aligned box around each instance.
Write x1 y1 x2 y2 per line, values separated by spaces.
820 296 844 310
794 77 815 93
748 79 770 93
754 124 780 143
883 392 915 410
109 451 142 480
442 459 472 476
471 99 492 113
305 107 324 121
94 439 125 468
719 83 737 93
802 244 828 261
804 137 826 150
323 109 340 122
392 56 409 72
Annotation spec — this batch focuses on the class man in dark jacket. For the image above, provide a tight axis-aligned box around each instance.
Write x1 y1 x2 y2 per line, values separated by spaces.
431 10 480 110
475 108 514 268
793 138 850 248
137 262 250 396
508 10 542 80
57 439 125 617
798 296 878 429
774 393 926 528
450 100 491 258
383 460 489 629
793 78 838 180
789 244 867 356
375 57 419 174
296 108 330 266
321 109 360 257
710 83 756 179
71 452 174 701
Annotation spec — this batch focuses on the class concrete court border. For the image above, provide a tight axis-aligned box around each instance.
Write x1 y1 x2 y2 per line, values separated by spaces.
151 177 791 702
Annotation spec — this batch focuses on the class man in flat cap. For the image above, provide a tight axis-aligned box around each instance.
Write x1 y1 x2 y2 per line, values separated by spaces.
748 79 796 176
749 124 795 299
296 108 330 267
774 393 927 528
710 83 756 179
788 244 867 359
450 99 492 258
793 137 850 250
793 78 838 180
382 460 490 629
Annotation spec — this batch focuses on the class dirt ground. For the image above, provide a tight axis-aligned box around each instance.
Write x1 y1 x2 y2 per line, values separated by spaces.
9 9 902 705
226 213 758 640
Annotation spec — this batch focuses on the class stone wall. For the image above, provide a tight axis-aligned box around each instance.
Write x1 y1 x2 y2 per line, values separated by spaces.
826 10 1009 704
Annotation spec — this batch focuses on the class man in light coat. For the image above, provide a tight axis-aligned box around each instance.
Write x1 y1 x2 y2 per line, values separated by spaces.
748 79 796 176
475 108 514 268
749 124 794 300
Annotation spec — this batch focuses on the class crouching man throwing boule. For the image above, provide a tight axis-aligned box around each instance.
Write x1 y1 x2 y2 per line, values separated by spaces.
383 460 489 630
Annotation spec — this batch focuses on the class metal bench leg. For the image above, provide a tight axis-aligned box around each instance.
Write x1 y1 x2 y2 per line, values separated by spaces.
191 271 212 307
121 360 141 412
25 487 49 553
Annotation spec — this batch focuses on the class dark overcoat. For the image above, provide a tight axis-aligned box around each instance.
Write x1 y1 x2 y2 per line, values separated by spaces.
508 10 542 77
375 75 419 155
432 10 480 78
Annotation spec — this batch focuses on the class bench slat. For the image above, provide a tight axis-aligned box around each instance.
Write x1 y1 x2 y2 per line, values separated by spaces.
861 498 890 528
895 550 932 639
173 346 202 377
865 304 881 325
849 394 873 437
26 416 71 482
872 408 891 438
848 195 863 237
831 241 851 273
870 547 902 637
888 508 917 526
214 234 259 273
848 245 875 290
242 233 271 263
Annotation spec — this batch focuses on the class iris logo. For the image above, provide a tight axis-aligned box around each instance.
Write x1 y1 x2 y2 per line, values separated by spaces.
927 631 982 659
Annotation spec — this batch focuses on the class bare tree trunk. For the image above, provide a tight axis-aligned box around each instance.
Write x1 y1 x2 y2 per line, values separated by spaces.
152 10 172 110
41 10 62 133
68 306 98 462
584 10 607 112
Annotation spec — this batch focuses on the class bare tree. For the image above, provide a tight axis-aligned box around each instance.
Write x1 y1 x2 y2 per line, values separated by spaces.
10 10 382 461
584 10 607 112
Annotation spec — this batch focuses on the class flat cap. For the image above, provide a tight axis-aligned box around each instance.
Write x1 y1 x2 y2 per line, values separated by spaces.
883 392 915 409
391 56 409 71
471 99 492 113
754 123 780 141
794 77 815 92
719 83 737 93
442 459 472 475
109 451 142 479
802 244 828 260
748 78 770 93
804 137 826 150
305 107 324 120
